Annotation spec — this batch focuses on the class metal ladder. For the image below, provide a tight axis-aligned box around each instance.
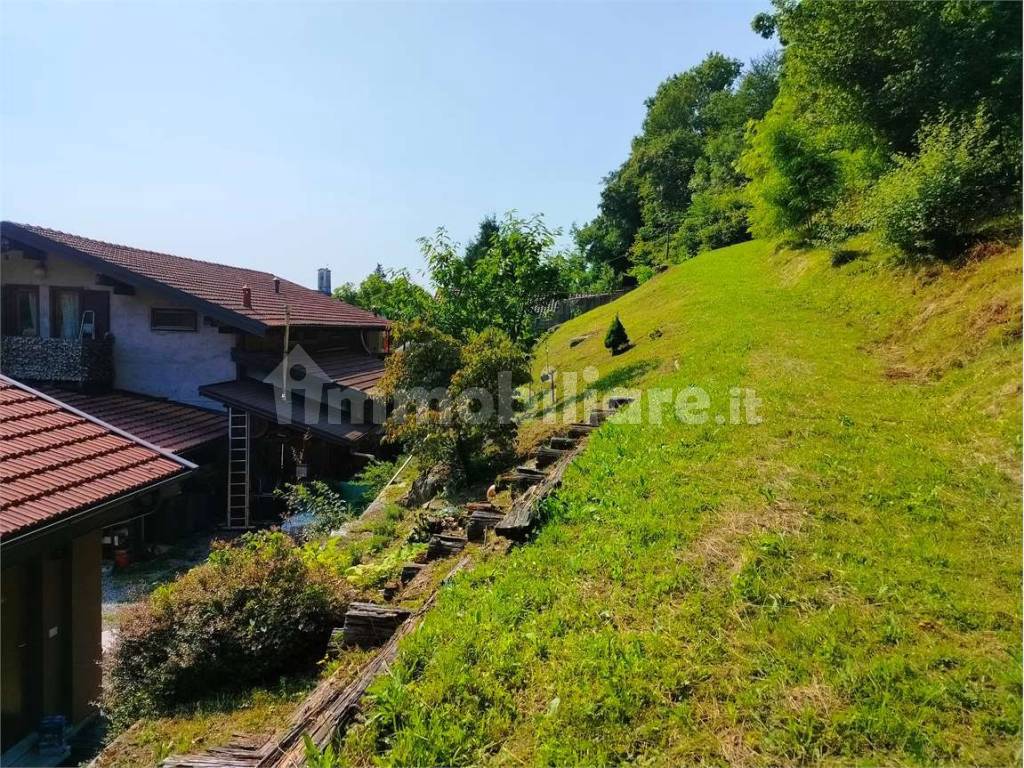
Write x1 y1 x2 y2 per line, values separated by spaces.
226 407 251 528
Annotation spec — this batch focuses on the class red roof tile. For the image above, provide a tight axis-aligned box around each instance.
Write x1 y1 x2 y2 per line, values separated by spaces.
2 222 390 331
0 376 194 540
36 386 225 454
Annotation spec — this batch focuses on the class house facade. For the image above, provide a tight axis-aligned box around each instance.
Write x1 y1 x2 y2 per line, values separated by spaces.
1 222 392 530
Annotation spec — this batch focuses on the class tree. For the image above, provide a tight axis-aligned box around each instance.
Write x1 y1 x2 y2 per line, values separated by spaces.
333 267 433 323
604 315 630 355
575 52 779 276
742 0 1022 252
422 212 566 346
380 322 529 486
464 215 499 268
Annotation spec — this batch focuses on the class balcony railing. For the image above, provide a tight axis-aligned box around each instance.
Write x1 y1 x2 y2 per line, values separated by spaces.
1 335 114 387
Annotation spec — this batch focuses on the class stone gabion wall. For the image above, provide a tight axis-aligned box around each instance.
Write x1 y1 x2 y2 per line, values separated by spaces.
1 335 114 386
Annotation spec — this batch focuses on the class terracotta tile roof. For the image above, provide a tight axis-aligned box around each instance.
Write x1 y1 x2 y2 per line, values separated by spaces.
0 376 194 540
2 222 390 332
35 386 225 454
198 378 375 445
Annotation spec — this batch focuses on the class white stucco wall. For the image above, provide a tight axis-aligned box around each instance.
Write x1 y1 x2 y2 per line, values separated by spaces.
2 251 236 409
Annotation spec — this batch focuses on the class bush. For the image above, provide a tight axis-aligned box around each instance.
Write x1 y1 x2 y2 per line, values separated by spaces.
276 480 352 538
604 315 630 354
103 532 350 731
678 189 751 256
866 110 1021 260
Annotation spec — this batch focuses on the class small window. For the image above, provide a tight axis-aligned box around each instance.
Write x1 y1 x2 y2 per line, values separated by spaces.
151 308 198 332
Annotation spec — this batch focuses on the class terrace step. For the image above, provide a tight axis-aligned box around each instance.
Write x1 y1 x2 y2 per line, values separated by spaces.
341 602 412 648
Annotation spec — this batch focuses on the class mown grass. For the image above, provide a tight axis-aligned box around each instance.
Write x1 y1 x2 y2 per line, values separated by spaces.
336 238 1022 766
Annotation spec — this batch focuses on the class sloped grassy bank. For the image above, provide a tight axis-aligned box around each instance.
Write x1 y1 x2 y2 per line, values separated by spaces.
337 238 1022 766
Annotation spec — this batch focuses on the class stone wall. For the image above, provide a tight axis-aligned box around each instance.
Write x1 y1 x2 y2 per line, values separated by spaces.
534 290 632 332
1 336 114 387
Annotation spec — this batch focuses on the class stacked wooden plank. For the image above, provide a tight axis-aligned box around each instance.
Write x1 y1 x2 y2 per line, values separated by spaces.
465 502 505 541
569 422 597 438
535 444 568 468
426 532 468 560
341 602 412 648
400 562 426 584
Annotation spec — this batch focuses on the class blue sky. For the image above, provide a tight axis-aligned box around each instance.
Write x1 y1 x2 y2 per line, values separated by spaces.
0 1 771 289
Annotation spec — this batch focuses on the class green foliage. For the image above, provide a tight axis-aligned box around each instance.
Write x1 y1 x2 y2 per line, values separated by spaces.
603 315 630 354
866 110 1022 260
423 212 566 346
578 52 779 272
382 323 530 484
740 101 844 242
350 458 400 510
742 0 1021 256
463 214 500 268
332 265 432 324
345 543 428 589
380 319 462 395
677 188 751 256
103 532 349 732
275 480 352 538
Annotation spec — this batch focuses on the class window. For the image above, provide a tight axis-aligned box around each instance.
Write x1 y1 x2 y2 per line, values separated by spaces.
151 308 198 332
53 289 80 339
1 286 39 336
48 288 109 339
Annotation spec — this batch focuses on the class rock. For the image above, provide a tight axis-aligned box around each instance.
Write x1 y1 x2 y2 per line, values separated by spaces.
402 462 465 507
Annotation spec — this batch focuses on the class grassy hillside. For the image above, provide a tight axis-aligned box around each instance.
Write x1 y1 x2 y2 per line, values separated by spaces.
339 238 1022 766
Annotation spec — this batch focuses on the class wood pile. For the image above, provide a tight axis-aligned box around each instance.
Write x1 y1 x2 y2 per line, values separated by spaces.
341 602 411 648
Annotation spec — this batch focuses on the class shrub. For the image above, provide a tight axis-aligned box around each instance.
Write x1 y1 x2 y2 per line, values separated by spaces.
103 531 350 731
866 110 1021 260
604 315 631 355
354 459 399 503
276 480 352 538
677 189 751 256
385 325 530 489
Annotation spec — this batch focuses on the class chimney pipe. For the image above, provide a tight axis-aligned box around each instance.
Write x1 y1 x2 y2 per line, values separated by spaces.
273 277 281 294
242 285 252 308
317 267 332 295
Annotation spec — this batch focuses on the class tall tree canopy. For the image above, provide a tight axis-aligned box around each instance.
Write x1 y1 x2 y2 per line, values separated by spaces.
576 52 780 280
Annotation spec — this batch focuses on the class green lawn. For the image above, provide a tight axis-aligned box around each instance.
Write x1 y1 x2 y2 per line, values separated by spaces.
338 239 1021 766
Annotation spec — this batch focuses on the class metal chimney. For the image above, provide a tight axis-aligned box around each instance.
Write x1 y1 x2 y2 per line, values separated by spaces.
317 267 332 295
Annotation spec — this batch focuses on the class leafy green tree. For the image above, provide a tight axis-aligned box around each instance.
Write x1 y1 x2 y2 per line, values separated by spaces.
333 267 432 323
381 323 529 485
422 212 566 345
743 0 1021 252
576 52 779 274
